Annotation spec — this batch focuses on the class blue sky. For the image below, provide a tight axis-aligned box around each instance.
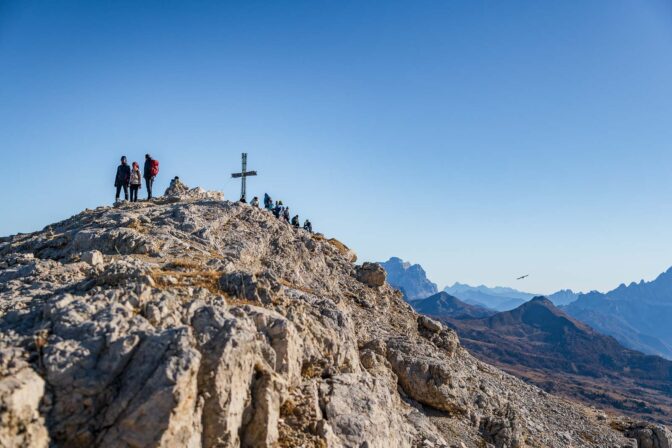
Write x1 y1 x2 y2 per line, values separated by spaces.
1 0 671 294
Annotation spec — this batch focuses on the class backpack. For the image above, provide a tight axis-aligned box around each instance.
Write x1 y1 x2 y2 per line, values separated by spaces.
150 159 160 176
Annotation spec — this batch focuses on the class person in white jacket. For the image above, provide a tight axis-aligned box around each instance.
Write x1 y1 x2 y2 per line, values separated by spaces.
129 162 142 203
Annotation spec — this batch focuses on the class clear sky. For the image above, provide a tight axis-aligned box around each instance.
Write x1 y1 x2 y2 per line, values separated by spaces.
1 0 671 294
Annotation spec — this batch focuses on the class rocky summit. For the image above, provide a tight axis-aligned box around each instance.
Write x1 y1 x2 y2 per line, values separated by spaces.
0 188 670 448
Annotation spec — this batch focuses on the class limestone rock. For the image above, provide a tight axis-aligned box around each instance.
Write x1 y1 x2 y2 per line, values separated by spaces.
218 271 279 304
327 238 357 263
356 262 386 288
81 250 103 267
317 373 416 447
0 347 49 448
0 188 662 448
418 315 443 333
386 337 466 413
165 177 189 196
624 422 672 448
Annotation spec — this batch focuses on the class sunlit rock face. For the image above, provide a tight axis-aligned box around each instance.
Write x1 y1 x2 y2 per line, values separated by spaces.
0 188 662 447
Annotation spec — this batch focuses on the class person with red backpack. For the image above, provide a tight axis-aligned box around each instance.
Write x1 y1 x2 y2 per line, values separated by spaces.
143 154 159 199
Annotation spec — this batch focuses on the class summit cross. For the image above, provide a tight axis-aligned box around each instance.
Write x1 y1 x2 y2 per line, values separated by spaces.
231 153 257 201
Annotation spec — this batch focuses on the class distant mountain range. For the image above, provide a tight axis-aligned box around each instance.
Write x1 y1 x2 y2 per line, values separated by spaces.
443 283 581 311
410 291 494 320
380 256 672 358
380 256 672 422
427 296 672 424
565 268 672 360
379 257 438 300
443 282 532 311
380 257 579 310
547 289 581 306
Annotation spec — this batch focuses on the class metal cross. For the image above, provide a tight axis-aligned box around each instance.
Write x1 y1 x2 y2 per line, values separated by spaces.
231 153 257 201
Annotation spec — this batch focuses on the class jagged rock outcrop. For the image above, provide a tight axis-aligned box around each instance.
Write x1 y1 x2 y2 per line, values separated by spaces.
0 187 664 447
356 262 386 288
623 422 672 448
0 346 48 448
164 177 189 196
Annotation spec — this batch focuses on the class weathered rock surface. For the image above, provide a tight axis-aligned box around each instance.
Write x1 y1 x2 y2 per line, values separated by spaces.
0 188 664 447
80 250 103 268
356 262 386 288
0 347 49 448
623 422 672 448
164 177 189 196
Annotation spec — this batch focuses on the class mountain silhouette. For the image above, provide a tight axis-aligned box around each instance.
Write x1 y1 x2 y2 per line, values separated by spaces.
443 282 532 311
380 257 580 309
411 291 495 319
547 289 580 306
379 257 438 300
565 267 672 360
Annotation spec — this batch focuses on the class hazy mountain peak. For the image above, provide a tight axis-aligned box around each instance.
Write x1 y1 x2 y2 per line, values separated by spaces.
411 291 495 320
529 295 553 305
443 283 532 311
379 257 438 301
566 265 672 359
386 256 411 269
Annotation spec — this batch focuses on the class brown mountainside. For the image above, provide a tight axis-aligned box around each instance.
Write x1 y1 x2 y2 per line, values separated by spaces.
441 296 672 424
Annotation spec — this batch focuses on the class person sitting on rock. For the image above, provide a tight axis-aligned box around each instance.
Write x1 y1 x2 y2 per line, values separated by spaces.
303 219 313 233
282 207 290 222
114 156 131 203
165 176 189 196
250 196 259 207
291 215 300 227
129 162 142 203
273 201 283 218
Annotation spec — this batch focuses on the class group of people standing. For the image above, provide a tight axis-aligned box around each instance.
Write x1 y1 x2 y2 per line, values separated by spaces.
244 193 313 233
114 155 159 202
114 155 314 233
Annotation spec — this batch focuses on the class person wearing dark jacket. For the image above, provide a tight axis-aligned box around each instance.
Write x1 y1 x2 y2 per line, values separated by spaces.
115 156 131 202
263 193 272 210
291 215 300 228
143 154 155 199
273 201 283 218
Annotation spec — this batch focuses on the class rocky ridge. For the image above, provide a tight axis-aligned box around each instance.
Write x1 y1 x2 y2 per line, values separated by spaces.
411 292 495 320
0 187 669 447
566 270 672 360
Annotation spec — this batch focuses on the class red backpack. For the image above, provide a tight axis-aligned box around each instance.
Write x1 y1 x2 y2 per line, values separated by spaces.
150 159 159 176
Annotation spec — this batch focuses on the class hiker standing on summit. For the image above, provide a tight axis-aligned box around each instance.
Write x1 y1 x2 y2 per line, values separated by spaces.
114 156 131 202
129 162 142 202
263 193 273 210
143 154 159 199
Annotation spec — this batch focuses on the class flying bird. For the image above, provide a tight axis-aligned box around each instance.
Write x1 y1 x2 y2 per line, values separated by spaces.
516 274 529 280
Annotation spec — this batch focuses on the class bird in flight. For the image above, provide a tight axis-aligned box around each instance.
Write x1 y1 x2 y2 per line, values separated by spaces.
516 274 529 280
